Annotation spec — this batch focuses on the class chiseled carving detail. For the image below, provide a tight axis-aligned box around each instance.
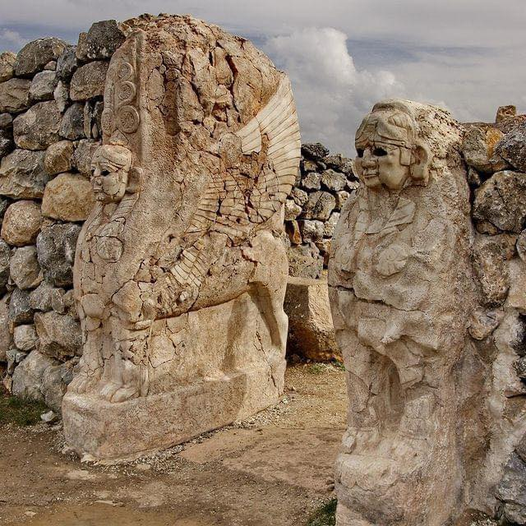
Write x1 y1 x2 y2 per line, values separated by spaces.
329 100 477 525
63 15 300 461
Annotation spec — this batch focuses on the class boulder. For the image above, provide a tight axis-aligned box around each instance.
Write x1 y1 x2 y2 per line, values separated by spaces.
496 123 526 173
36 223 81 287
29 70 57 102
34 311 82 360
284 277 340 361
41 358 77 412
13 101 62 150
59 102 85 140
462 124 508 174
53 80 69 112
1 200 42 246
321 169 347 191
13 324 38 351
73 139 99 176
83 99 103 139
301 143 329 161
10 246 42 290
56 46 78 81
496 105 517 124
76 20 125 61
8 287 33 326
42 172 95 221
302 172 321 190
507 259 526 312
0 78 31 113
0 112 13 129
299 219 324 242
323 212 340 237
14 37 68 77
303 191 336 220
44 140 74 175
0 128 14 157
291 187 308 206
284 199 301 221
496 453 526 525
11 350 58 403
29 282 65 312
288 243 323 279
0 297 11 361
473 171 526 233
70 61 109 101
0 51 16 83
0 239 10 295
0 149 49 199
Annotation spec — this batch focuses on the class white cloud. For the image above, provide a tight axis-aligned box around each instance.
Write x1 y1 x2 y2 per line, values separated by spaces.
0 28 27 48
265 28 406 155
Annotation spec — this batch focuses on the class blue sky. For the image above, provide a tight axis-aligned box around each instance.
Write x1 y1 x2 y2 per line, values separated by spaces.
1 0 525 155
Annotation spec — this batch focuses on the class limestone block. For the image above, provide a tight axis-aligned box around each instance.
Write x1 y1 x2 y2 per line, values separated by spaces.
288 243 323 279
1 200 42 246
0 78 31 113
321 169 347 191
507 259 526 312
8 287 33 326
0 239 10 296
29 282 65 312
42 358 76 412
76 20 125 61
13 324 38 351
53 80 69 112
44 140 74 175
323 211 340 237
0 52 16 83
284 199 301 220
284 277 340 361
34 311 81 360
13 101 62 150
299 219 324 242
473 171 526 233
303 191 336 220
59 102 85 140
0 128 14 157
291 187 308 206
0 297 11 362
302 142 329 161
462 124 508 174
11 350 58 402
42 172 94 221
14 37 67 77
56 46 78 81
302 172 321 190
69 61 109 101
36 223 80 287
73 139 99 176
0 149 49 199
29 70 57 101
496 123 526 173
10 246 42 290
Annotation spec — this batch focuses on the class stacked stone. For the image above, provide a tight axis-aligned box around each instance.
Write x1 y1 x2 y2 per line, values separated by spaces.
462 105 526 525
0 21 126 411
285 142 358 279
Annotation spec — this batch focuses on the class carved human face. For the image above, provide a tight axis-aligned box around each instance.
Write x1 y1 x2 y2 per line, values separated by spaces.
91 145 132 203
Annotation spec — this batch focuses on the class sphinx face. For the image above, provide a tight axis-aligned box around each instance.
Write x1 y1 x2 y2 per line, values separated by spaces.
91 145 132 203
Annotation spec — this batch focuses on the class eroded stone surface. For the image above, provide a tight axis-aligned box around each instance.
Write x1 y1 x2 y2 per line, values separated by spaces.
42 172 94 221
0 78 31 113
0 52 16 83
1 200 42 246
13 101 62 150
44 140 74 175
34 311 81 360
76 20 125 61
14 38 67 77
10 245 42 290
0 149 49 199
62 14 300 461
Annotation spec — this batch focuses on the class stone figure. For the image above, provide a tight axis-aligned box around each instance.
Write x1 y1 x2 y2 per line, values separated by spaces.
63 15 300 461
329 100 477 525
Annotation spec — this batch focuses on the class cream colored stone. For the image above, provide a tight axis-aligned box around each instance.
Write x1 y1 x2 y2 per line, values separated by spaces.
1 200 42 246
63 15 301 462
42 172 95 222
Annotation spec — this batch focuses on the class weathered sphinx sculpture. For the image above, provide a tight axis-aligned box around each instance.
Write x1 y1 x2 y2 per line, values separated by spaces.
62 15 300 460
329 100 478 524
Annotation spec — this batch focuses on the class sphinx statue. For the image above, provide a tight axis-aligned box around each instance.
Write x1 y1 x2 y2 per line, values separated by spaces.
329 100 479 524
62 15 300 461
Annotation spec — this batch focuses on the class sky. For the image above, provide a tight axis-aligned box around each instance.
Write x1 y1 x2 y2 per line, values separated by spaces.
1 0 525 155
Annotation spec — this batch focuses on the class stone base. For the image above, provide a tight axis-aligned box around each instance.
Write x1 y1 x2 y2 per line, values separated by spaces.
63 365 282 462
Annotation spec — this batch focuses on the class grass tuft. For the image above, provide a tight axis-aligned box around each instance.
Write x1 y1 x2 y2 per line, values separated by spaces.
307 499 337 526
0 388 48 426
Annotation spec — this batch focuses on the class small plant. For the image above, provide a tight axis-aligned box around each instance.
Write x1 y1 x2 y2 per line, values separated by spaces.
331 359 345 371
307 499 337 526
0 389 48 426
307 363 329 375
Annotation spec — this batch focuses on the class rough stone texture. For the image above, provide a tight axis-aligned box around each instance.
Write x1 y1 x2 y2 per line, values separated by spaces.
0 78 31 113
41 358 76 412
44 140 74 175
0 297 11 361
36 223 81 287
76 20 125 61
14 38 68 77
303 191 336 220
473 171 526 233
497 453 526 525
299 219 324 242
0 112 13 129
518 230 526 263
302 142 329 161
29 70 57 101
13 324 38 351
1 200 42 246
73 139 99 176
59 103 85 140
329 100 485 525
8 287 33 326
496 123 526 173
13 101 62 150
462 124 508 174
284 277 340 361
70 61 109 101
288 243 323 279
11 350 58 402
34 311 81 360
321 169 347 192
9 246 42 290
0 52 16 83
41 172 94 221
56 46 78 81
29 282 65 312
63 15 300 462
0 128 14 157
0 239 10 295
53 80 69 112
0 149 49 199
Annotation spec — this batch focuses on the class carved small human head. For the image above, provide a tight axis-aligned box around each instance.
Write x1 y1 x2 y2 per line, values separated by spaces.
354 100 430 191
91 145 133 203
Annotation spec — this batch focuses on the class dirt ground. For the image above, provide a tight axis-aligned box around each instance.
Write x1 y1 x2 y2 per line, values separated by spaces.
0 364 347 526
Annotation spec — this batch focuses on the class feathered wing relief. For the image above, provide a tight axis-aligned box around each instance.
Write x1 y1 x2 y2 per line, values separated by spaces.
167 76 300 293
